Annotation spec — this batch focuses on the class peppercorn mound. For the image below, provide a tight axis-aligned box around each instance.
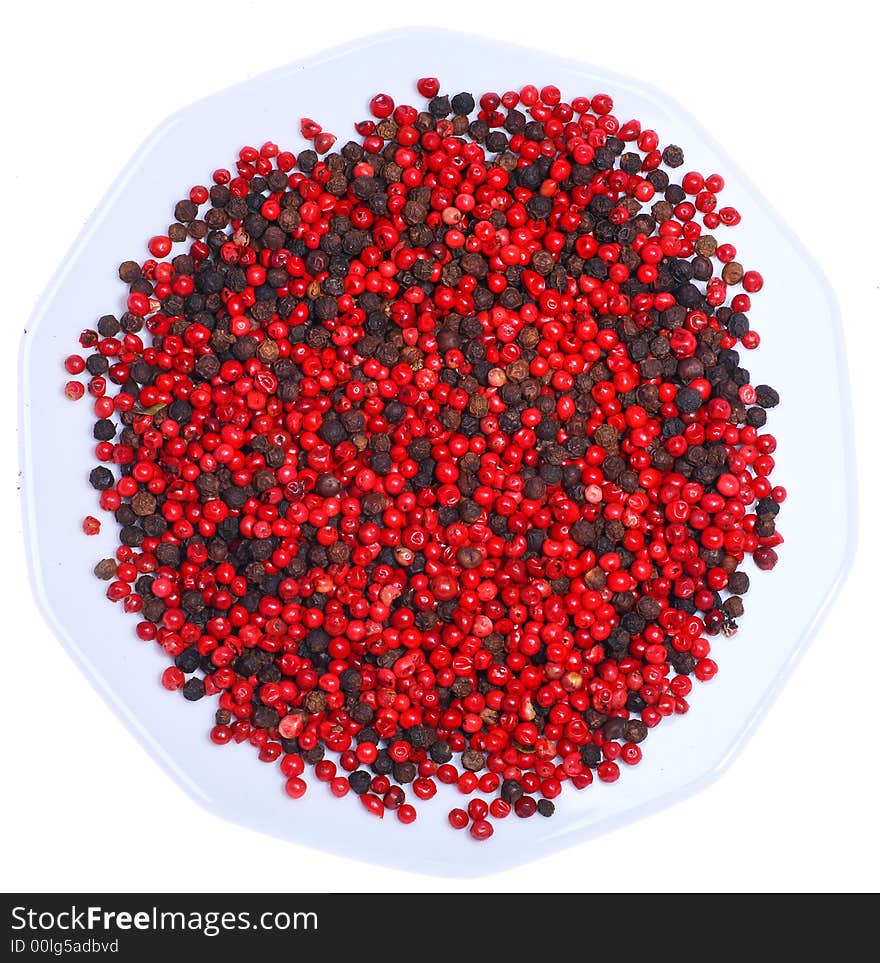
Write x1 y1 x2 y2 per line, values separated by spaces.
68 81 783 840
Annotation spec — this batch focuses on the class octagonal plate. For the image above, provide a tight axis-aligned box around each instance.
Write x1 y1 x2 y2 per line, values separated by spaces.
20 28 855 876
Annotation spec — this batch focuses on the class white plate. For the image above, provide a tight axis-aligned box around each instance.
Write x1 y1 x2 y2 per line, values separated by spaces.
19 27 856 877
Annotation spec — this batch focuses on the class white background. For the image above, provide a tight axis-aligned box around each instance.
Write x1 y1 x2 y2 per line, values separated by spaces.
2 0 877 893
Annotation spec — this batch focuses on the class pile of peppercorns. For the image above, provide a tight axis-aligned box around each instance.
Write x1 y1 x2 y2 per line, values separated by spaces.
65 79 784 841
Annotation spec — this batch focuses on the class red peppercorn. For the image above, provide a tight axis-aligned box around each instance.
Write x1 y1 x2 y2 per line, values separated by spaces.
280 754 304 778
314 132 337 154
161 667 185 691
417 77 440 98
448 808 468 830
82 516 101 535
360 793 384 818
597 761 620 783
514 796 538 818
285 777 307 800
742 270 764 293
469 819 494 841
300 117 321 139
148 235 172 258
369 94 394 119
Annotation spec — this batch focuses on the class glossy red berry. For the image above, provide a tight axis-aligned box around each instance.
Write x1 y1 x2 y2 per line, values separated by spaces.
148 235 172 258
369 93 394 118
469 819 494 841
360 793 385 818
448 808 468 830
284 777 307 800
743 270 764 292
82 516 100 535
417 77 440 98
300 117 322 139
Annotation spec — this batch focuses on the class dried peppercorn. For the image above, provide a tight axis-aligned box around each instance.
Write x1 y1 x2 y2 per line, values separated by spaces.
68 78 782 843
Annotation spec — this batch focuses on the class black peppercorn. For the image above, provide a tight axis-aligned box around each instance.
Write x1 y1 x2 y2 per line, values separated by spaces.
348 771 371 795
182 678 205 702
